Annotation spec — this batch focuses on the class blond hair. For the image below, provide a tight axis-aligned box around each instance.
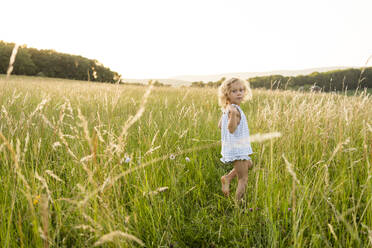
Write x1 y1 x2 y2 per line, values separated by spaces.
218 77 252 109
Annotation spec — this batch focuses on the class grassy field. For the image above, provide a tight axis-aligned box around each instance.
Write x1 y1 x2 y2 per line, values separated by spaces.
0 75 371 247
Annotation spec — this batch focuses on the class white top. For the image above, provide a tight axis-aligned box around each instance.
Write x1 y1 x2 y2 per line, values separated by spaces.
220 104 253 163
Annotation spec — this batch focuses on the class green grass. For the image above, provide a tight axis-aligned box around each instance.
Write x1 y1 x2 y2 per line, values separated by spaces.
0 75 371 247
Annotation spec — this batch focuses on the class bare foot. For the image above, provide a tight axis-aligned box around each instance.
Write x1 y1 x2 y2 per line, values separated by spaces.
221 176 230 197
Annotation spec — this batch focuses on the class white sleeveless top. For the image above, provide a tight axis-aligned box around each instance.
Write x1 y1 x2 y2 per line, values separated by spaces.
220 104 253 163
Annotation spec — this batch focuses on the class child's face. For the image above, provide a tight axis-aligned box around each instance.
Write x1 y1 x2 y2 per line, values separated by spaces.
227 82 245 105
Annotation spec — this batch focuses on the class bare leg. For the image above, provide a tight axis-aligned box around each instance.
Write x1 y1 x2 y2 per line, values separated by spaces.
221 169 237 196
234 160 252 202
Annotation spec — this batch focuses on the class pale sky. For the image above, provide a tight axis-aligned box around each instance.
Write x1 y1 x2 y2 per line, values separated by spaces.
2 0 372 79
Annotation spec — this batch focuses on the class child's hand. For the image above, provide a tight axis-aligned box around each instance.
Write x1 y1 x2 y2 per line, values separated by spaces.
227 104 238 114
227 105 241 133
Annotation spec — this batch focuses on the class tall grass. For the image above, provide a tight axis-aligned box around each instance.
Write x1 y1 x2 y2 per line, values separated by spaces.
0 75 371 247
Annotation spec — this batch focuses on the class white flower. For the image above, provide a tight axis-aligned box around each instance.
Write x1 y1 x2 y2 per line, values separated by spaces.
169 154 175 160
185 157 190 162
121 156 131 164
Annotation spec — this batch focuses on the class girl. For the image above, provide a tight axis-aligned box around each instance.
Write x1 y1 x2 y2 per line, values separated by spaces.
218 77 253 203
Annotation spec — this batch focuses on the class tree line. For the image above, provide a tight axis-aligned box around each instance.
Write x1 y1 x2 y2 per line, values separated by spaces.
191 67 372 92
0 41 120 83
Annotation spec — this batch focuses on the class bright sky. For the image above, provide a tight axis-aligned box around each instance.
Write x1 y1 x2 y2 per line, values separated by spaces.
2 0 372 79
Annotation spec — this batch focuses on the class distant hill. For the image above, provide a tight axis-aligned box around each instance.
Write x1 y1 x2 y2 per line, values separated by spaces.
171 67 352 83
188 66 372 92
121 78 191 87
122 67 354 86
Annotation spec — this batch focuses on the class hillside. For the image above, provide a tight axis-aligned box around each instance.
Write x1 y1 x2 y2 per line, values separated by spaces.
121 78 191 86
122 66 351 86
0 40 119 82
171 66 350 82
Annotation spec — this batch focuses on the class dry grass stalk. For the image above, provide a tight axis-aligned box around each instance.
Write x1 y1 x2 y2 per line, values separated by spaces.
1 106 13 130
324 164 330 190
325 197 361 244
16 138 21 165
35 172 53 204
39 194 50 248
328 138 350 163
22 132 30 161
27 99 49 124
328 223 338 241
367 123 372 133
143 186 169 196
118 83 154 149
93 230 144 247
0 143 5 153
357 55 372 89
82 213 103 232
80 154 94 163
77 108 95 157
282 155 299 184
150 130 159 147
80 161 97 187
282 154 298 231
361 224 372 246
6 44 19 79
94 125 105 143
40 113 54 129
0 131 37 229
74 225 95 233
144 145 161 156
52 142 61 150
45 170 64 183
58 129 78 160
250 132 282 143
0 131 30 189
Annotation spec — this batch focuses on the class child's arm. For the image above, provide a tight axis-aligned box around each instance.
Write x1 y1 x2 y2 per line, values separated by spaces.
227 105 241 133
218 116 222 129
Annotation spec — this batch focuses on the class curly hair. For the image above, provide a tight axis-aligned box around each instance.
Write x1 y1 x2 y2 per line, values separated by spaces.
218 77 252 109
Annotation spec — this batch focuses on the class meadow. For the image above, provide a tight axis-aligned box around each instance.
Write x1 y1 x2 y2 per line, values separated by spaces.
0 75 371 247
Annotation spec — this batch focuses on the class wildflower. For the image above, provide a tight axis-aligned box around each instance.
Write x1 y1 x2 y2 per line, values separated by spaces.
185 157 190 162
288 208 292 211
249 208 253 212
169 154 175 160
33 195 41 205
120 156 131 164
